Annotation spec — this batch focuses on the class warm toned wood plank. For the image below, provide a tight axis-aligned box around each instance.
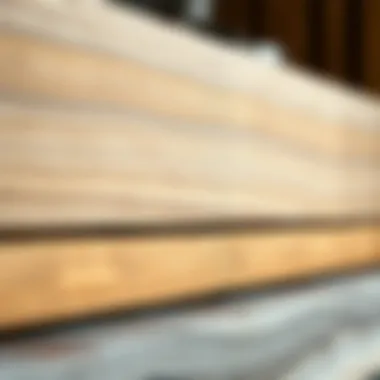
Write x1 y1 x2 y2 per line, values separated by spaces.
0 31 378 162
0 102 378 228
0 1 377 228
2 0 378 108
1 1 379 141
0 224 378 329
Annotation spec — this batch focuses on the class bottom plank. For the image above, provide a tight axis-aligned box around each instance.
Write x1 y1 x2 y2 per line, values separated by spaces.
0 224 379 329
3 272 380 379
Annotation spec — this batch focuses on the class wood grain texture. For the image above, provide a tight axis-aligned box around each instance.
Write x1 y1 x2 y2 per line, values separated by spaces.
0 1 379 125
0 1 378 226
0 31 378 162
0 224 378 329
0 102 378 228
1 0 377 99
0 0 378 332
0 1 378 165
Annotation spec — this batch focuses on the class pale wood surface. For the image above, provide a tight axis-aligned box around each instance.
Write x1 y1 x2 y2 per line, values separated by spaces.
1 0 378 113
0 101 378 228
0 1 378 226
0 224 378 329
0 31 378 161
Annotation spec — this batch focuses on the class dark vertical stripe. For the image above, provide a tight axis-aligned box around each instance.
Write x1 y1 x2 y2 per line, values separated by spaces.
363 0 380 93
263 0 309 64
323 0 348 81
346 0 364 85
248 0 267 39
307 0 325 70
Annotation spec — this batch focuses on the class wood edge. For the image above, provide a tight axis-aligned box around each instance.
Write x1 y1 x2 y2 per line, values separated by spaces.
0 224 378 329
1 0 379 120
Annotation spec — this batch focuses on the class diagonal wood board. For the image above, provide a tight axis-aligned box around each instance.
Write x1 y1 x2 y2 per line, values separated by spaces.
0 100 378 228
0 223 378 329
0 0 379 329
0 0 378 227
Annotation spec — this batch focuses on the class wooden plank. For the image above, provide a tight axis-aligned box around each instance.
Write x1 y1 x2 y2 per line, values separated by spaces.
0 224 378 329
0 31 378 162
0 101 378 228
0 0 377 333
1 0 377 103
0 1 379 139
0 1 377 227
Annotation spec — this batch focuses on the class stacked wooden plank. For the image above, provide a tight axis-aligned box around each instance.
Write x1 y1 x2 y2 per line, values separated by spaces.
0 0 378 329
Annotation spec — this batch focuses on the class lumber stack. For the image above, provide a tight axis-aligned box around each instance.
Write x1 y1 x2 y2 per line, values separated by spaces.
0 0 378 329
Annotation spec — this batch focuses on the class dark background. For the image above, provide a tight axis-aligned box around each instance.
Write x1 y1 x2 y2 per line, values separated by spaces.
113 0 380 94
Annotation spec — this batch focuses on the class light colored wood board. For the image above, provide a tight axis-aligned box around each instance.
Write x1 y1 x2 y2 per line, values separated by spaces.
0 32 378 161
4 0 380 132
2 0 379 123
0 1 377 227
2 188 378 228
0 102 378 228
0 224 378 329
